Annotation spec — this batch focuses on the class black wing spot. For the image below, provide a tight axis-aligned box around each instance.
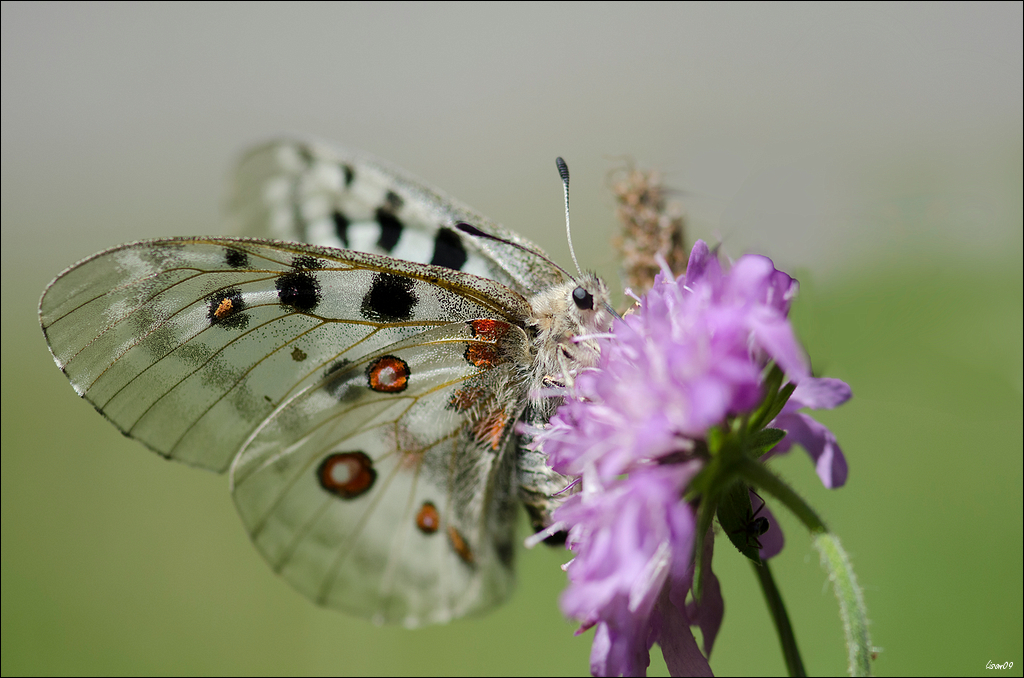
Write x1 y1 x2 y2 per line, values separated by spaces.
224 247 249 268
292 255 323 270
361 272 417 322
276 271 321 312
207 288 249 329
455 222 488 238
375 208 402 252
430 227 468 270
341 163 355 187
291 347 307 362
296 145 314 165
384 190 404 212
332 210 350 247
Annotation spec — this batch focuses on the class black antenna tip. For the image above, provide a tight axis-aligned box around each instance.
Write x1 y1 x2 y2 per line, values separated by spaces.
555 157 570 186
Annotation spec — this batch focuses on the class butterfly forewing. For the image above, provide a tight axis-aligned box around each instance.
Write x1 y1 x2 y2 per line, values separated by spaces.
230 139 561 297
231 321 527 625
40 237 530 473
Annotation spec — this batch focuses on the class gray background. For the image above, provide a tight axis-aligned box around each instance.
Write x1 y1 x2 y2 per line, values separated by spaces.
4 3 1019 279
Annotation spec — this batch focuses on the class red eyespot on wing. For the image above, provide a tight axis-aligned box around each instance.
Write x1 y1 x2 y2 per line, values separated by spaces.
469 319 510 341
366 355 409 393
464 319 512 368
464 343 499 367
317 452 376 499
416 502 440 534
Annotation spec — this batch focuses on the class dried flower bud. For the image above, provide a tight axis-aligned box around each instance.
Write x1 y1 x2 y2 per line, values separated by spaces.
610 165 687 295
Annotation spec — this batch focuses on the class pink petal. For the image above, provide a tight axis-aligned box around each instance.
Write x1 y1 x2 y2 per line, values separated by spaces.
749 314 810 380
658 584 713 677
790 377 852 409
774 412 849 488
684 532 724 657
754 498 785 560
683 240 711 285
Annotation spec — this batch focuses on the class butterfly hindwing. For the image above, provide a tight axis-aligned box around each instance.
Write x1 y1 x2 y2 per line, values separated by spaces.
230 139 561 297
231 320 528 626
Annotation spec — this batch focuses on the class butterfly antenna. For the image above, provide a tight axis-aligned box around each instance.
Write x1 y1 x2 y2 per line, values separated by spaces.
454 222 575 280
556 157 584 278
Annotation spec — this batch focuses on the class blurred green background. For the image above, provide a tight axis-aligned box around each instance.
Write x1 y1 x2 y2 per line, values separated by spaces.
3 4 1021 676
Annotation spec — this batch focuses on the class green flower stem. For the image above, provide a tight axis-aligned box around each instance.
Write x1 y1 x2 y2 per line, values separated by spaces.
692 492 719 602
735 457 828 534
814 533 873 677
736 459 873 677
752 560 806 678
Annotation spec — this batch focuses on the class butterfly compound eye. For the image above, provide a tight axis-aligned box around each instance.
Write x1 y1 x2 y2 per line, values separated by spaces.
572 286 594 310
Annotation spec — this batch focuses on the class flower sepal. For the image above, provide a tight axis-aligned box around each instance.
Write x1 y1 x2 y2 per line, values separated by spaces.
747 364 797 433
748 427 788 454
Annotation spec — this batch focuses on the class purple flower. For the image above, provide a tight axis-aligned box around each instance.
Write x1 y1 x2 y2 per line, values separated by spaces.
555 464 714 677
535 241 851 676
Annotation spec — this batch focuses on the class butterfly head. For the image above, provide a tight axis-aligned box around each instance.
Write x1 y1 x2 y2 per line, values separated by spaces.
526 272 614 397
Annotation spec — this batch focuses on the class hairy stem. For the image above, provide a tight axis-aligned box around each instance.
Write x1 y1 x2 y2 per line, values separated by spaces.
814 533 873 677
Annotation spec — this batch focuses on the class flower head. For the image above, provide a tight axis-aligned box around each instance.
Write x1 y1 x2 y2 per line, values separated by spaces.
544 241 812 482
534 241 852 676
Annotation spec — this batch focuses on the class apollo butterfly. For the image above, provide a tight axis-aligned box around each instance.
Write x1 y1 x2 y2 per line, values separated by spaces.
39 139 613 627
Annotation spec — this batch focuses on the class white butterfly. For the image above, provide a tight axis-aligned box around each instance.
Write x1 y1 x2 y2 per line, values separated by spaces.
39 140 613 628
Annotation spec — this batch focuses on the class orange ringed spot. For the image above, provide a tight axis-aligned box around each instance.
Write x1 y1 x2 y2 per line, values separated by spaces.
416 502 440 534
448 526 475 565
317 452 376 499
208 288 245 326
366 355 409 393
